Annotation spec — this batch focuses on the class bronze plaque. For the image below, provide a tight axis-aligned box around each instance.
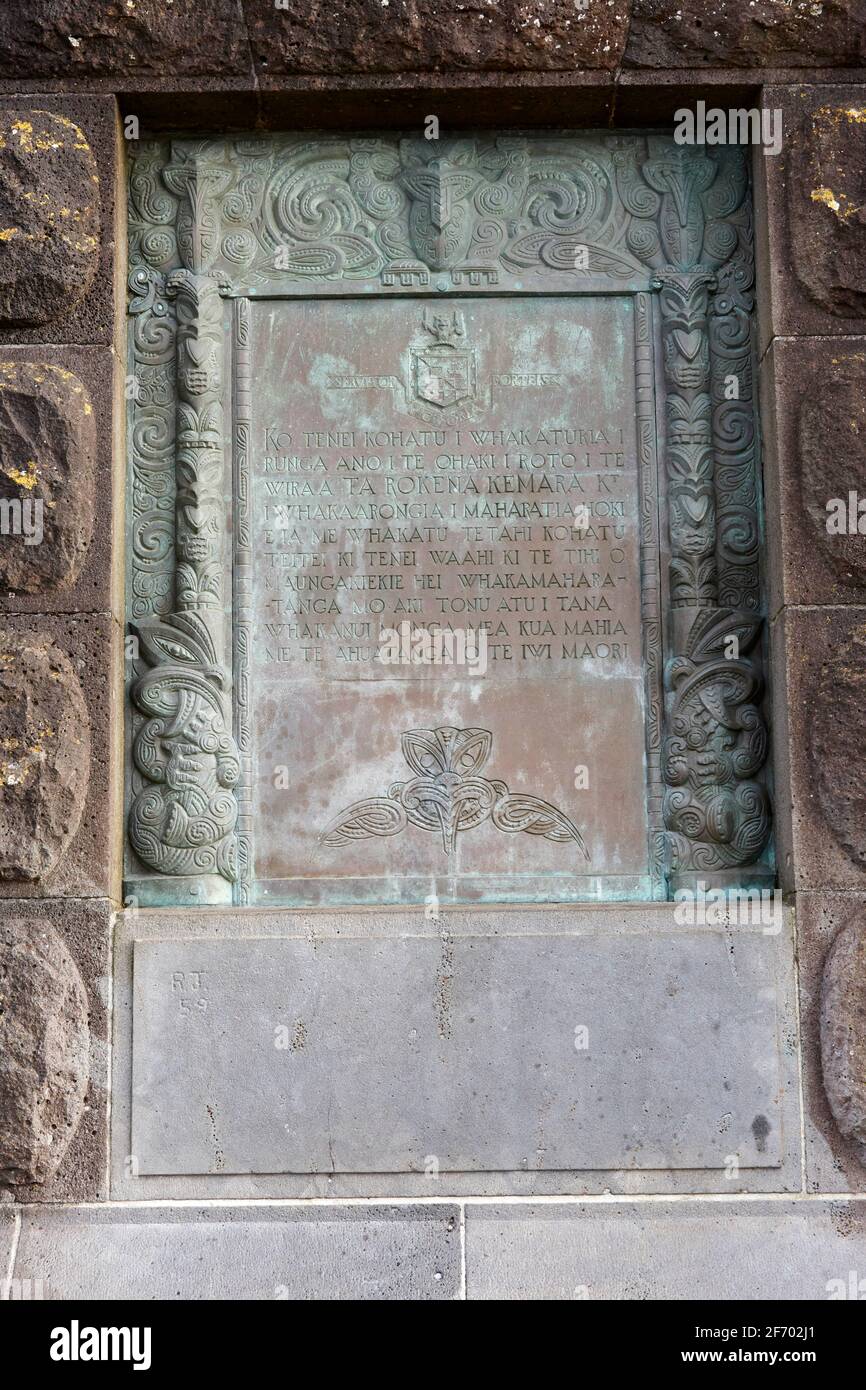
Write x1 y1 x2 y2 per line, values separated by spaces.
237 294 661 904
126 135 773 908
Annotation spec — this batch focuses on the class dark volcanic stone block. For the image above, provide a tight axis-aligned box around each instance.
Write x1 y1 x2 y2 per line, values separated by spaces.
0 108 100 328
0 914 89 1184
760 338 866 613
0 614 118 901
0 1 251 79
0 630 90 883
821 915 866 1161
757 86 866 344
0 361 96 596
0 346 118 617
244 0 631 74
0 898 110 1202
0 97 118 348
772 607 866 892
796 891 866 1191
624 0 866 69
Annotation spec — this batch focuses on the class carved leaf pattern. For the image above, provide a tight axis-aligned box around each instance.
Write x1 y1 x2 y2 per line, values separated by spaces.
324 727 589 859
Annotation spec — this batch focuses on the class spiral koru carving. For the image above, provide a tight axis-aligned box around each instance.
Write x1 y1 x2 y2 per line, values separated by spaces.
323 726 589 858
129 611 240 882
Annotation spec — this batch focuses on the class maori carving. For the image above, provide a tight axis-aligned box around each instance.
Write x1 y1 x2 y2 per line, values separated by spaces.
128 145 240 891
662 609 770 875
655 270 717 609
323 727 589 857
168 268 227 613
126 132 769 897
129 612 239 882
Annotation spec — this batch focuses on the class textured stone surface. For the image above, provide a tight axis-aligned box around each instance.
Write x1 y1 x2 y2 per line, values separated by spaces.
13 1205 460 1300
757 86 866 345
0 362 96 595
0 347 118 618
127 914 788 1180
465 1200 866 1299
0 915 89 1185
0 1 251 78
0 1 631 77
771 609 866 891
246 1 630 74
760 339 866 613
0 615 117 901
789 99 866 321
0 97 117 349
821 919 866 1161
0 108 100 327
810 619 866 878
795 893 866 1192
0 899 111 1203
0 631 90 883
625 0 866 68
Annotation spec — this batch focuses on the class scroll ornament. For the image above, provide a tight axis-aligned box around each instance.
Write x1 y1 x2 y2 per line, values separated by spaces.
324 726 589 858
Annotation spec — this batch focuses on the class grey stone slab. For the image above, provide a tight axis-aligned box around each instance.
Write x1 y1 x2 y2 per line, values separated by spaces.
125 906 791 1182
465 1199 866 1301
14 1204 459 1301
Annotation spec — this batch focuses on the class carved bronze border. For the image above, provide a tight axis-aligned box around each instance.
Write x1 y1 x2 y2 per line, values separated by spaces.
125 132 772 905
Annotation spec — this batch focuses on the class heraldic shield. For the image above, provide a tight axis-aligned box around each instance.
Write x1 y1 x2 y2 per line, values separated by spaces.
411 309 477 409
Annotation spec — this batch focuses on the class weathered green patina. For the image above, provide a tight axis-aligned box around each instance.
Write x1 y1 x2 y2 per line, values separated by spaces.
125 132 771 907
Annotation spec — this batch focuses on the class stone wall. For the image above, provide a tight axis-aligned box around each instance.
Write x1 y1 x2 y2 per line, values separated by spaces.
1 1 865 1299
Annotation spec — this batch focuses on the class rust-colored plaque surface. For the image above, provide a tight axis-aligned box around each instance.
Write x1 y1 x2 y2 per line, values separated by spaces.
238 295 658 904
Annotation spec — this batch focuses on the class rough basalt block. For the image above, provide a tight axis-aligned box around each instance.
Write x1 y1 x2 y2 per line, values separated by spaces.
0 108 99 328
0 97 117 348
0 915 89 1185
0 631 90 883
244 0 631 75
0 1 251 79
821 918 866 1163
0 614 117 901
0 899 110 1202
795 892 866 1191
760 338 866 613
624 0 866 68
0 362 96 596
0 346 117 617
771 608 866 892
789 100 866 321
757 86 866 344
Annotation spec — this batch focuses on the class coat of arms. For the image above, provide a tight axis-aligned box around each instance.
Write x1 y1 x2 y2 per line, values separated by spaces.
411 309 476 410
